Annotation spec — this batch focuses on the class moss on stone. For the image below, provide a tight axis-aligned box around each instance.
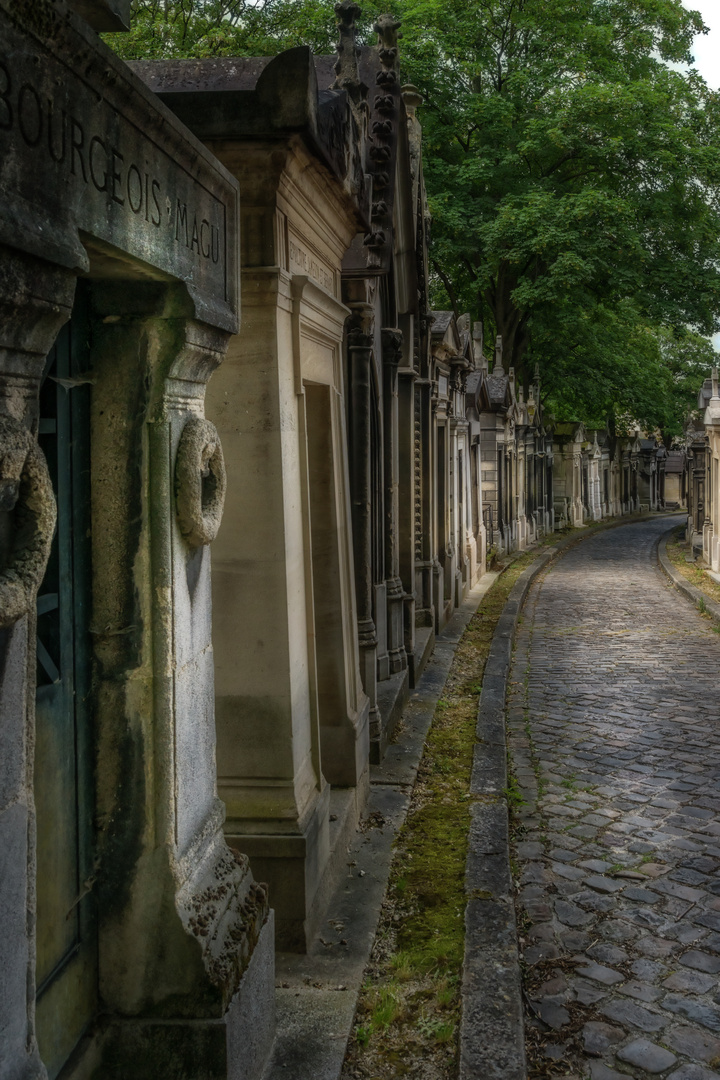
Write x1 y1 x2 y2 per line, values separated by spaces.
342 550 539 1079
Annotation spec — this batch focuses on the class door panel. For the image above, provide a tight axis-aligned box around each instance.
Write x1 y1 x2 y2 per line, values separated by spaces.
35 295 96 1079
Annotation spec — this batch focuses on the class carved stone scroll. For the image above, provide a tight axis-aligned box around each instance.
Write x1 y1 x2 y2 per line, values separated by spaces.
175 417 227 547
0 416 56 628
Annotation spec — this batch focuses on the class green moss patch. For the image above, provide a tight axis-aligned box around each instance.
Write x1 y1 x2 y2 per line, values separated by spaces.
342 551 539 1080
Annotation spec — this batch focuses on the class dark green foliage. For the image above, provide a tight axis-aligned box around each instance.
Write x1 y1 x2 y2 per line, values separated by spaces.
106 0 720 434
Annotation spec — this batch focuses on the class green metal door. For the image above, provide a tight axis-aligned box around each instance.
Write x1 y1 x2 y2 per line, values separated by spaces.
34 294 96 1079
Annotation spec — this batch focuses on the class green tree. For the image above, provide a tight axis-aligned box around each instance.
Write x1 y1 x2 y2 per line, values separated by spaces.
107 0 720 433
105 0 339 59
398 0 720 429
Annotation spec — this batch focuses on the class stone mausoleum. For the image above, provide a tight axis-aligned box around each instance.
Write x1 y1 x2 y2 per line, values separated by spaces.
0 2 273 1078
0 3 685 1079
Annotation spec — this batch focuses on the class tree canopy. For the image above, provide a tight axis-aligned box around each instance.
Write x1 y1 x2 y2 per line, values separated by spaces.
106 0 720 438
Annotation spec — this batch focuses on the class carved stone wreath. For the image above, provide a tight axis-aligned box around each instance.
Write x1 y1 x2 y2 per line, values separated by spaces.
0 416 57 629
175 417 227 547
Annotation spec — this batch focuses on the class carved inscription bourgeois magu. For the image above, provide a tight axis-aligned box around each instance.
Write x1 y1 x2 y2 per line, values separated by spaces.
0 0 245 335
0 59 222 266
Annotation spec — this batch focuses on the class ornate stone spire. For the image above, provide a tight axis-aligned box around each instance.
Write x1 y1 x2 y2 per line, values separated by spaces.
472 321 484 363
364 12 402 262
333 1 363 101
494 334 504 374
374 13 402 73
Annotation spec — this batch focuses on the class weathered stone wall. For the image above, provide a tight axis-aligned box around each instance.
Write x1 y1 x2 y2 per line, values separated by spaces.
0 3 274 1078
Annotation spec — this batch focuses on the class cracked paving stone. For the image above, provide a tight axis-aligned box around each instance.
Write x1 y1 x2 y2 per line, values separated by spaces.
554 900 594 927
665 1025 720 1062
601 997 667 1031
680 950 720 973
523 942 562 964
617 980 663 1003
585 875 626 894
574 979 609 1005
601 921 640 943
623 886 662 903
616 1038 677 1073
581 1021 624 1054
631 958 667 981
587 943 628 966
517 842 544 859
575 963 625 986
662 994 720 1031
588 1065 628 1080
634 935 676 957
561 931 592 951
664 922 709 945
663 969 717 994
537 1002 571 1029
550 848 584 863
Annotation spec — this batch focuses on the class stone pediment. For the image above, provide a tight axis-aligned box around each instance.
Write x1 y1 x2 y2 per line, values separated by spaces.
133 47 371 232
554 421 585 445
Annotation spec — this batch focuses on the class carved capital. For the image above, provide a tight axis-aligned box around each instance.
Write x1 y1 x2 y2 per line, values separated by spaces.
381 327 403 367
0 416 56 628
175 418 226 547
357 615 378 649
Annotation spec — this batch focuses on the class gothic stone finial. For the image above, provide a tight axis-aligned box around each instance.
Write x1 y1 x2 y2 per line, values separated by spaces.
374 13 402 72
494 334 504 374
333 1 362 92
401 84 422 114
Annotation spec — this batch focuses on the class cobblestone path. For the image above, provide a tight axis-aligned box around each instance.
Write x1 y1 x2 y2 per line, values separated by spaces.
509 517 720 1080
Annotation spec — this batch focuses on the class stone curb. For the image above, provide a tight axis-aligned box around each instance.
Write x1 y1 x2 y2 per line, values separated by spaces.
658 529 720 627
263 574 500 1080
458 511 682 1080
460 546 557 1080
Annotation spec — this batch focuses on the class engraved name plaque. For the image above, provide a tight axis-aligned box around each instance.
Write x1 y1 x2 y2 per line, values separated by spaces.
0 1 239 333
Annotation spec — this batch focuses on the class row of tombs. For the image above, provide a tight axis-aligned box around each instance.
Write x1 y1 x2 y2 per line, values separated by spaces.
687 370 720 571
0 2 686 1079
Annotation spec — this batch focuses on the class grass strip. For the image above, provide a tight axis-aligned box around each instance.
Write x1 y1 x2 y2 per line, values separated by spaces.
665 524 720 617
341 549 541 1080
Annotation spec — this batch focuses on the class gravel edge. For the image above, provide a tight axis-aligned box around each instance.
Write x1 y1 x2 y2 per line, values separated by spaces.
657 529 720 627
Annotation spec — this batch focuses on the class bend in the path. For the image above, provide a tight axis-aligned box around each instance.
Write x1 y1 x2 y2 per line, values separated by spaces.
509 516 720 1080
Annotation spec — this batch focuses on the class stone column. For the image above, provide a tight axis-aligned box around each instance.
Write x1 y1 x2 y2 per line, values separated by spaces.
413 376 434 628
0 247 75 1080
397 359 416 664
86 281 272 1073
448 414 468 602
347 316 381 747
381 328 406 673
207 269 326 952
